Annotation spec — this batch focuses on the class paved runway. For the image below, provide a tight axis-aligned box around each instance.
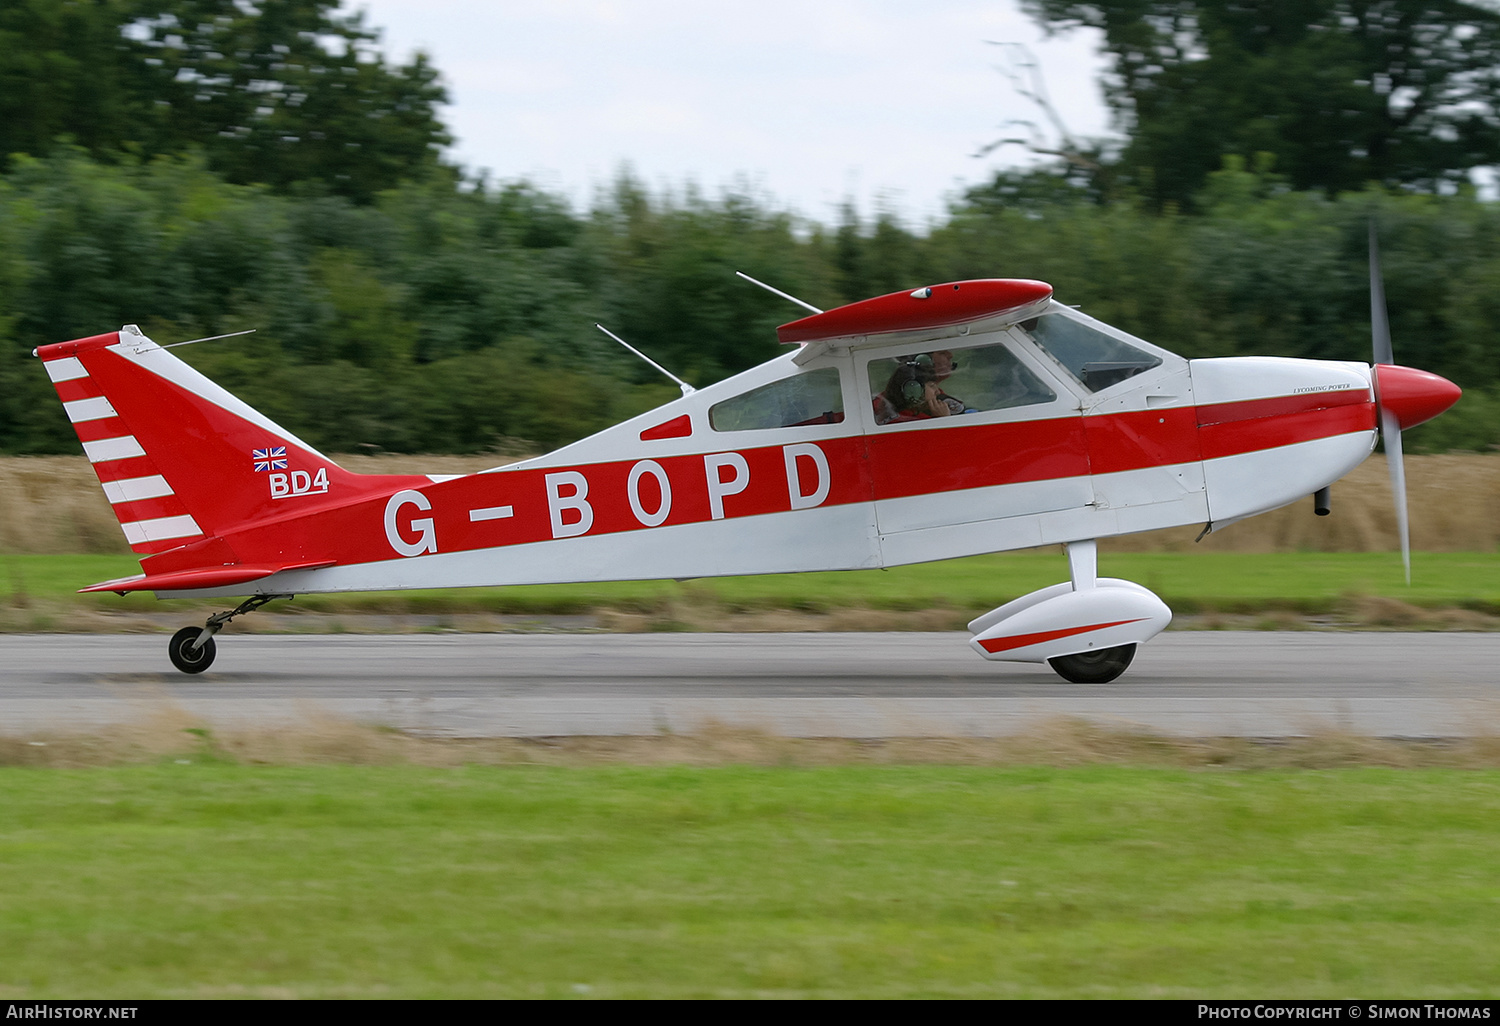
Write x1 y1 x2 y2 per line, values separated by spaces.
1 631 1497 738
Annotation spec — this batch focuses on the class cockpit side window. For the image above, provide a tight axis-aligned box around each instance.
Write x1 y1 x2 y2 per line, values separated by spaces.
866 342 1054 426
1021 313 1162 392
709 367 845 431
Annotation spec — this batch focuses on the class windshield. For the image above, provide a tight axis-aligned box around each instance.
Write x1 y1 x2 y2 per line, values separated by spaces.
1021 313 1162 392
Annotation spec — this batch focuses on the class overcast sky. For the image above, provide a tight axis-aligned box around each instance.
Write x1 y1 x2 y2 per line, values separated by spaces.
351 0 1114 226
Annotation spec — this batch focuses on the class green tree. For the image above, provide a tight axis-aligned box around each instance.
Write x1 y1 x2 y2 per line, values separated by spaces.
0 0 451 202
0 0 143 165
1023 1 1500 208
128 0 451 201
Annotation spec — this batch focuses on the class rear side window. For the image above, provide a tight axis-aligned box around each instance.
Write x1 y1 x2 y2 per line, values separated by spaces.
709 367 845 431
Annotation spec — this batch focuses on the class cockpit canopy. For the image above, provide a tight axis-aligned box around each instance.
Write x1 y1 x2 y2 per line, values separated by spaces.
697 298 1176 436
1019 311 1163 392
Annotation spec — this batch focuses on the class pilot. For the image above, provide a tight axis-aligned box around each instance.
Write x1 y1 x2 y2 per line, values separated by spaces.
876 358 953 423
873 352 966 424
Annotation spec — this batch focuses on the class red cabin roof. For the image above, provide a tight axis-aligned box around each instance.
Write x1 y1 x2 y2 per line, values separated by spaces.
777 279 1053 345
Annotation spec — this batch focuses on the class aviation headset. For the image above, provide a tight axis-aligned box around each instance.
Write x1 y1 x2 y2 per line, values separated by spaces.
896 353 959 404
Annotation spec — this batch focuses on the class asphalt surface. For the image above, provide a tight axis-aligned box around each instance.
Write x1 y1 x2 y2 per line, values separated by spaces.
2 631 1497 738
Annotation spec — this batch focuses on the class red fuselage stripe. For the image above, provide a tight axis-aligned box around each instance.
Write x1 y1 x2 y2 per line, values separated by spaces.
1196 388 1370 426
1199 403 1373 460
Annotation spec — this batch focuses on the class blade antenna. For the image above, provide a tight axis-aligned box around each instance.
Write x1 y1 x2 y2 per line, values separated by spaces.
1369 219 1410 583
595 324 695 396
735 271 823 314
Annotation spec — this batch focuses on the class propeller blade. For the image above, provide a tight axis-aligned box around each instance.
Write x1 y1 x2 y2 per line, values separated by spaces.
1379 407 1411 585
1370 219 1415 583
1370 219 1394 366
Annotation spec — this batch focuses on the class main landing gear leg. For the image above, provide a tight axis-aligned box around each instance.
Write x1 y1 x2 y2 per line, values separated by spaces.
168 595 284 674
1047 540 1137 684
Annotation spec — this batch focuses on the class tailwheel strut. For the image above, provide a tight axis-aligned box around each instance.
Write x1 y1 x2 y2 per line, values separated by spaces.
168 595 287 674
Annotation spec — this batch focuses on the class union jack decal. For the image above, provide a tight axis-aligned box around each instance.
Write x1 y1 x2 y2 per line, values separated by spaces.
252 446 287 472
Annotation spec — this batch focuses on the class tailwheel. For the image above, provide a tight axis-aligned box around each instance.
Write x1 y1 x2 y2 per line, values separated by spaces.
1048 643 1136 684
165 594 285 674
169 626 216 674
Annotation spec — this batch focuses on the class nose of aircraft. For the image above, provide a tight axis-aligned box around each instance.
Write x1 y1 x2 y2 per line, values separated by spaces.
1374 364 1462 430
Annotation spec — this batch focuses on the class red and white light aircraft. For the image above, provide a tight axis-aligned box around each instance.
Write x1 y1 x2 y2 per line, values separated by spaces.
35 242 1460 681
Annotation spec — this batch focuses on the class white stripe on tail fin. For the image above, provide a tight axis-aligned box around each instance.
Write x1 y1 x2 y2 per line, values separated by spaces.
36 326 426 571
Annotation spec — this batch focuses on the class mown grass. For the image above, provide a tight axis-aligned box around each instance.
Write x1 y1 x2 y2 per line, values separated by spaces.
0 761 1496 998
1 551 1497 626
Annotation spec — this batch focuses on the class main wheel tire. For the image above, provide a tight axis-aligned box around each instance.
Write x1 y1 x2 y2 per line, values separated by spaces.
1048 643 1136 684
168 626 216 674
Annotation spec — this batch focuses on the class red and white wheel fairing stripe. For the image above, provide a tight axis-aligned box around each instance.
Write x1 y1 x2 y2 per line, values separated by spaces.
976 617 1149 655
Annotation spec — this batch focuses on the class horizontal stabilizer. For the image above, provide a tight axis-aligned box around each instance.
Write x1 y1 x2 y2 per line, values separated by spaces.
80 560 337 595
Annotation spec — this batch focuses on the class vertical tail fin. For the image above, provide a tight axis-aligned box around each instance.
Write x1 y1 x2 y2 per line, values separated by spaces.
36 326 420 564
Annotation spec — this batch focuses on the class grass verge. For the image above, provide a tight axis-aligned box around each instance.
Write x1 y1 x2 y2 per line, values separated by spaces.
1 752 1496 998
